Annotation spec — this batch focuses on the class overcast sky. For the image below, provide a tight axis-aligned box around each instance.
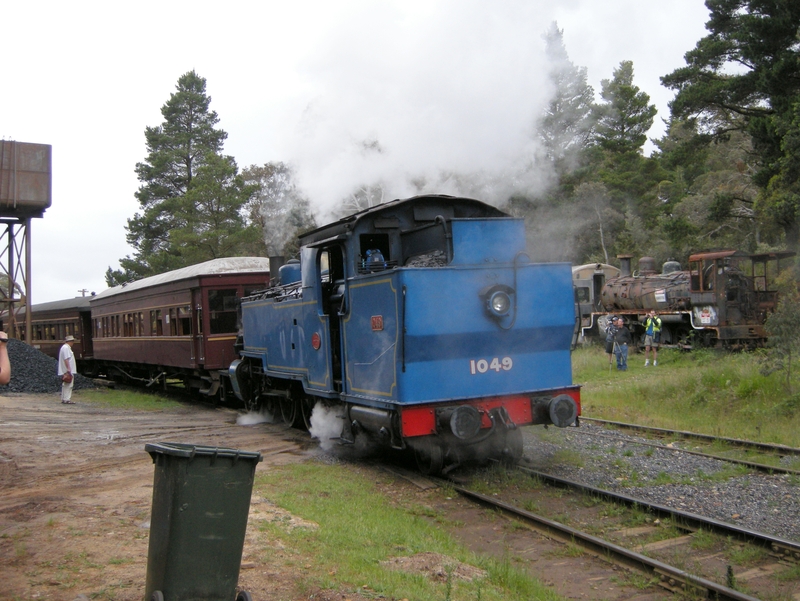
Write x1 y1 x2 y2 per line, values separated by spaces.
2 0 710 304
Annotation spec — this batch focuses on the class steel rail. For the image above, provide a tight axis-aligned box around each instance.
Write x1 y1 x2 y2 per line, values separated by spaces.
581 417 800 456
451 484 762 601
517 465 800 563
571 426 800 476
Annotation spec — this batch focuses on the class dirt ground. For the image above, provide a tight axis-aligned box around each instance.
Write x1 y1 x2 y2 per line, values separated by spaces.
0 392 319 601
0 392 669 601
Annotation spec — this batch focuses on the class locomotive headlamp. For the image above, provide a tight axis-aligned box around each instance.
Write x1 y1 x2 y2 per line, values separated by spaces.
480 284 515 320
489 290 511 316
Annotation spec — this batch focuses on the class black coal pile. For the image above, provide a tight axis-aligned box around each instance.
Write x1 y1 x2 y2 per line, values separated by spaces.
0 339 96 394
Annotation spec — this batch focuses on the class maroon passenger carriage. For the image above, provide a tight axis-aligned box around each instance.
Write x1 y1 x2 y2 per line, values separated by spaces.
5 297 94 365
88 257 271 397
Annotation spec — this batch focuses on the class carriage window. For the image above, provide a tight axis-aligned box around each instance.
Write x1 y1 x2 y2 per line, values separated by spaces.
169 308 178 336
208 289 237 334
178 306 191 335
575 287 590 303
151 310 163 336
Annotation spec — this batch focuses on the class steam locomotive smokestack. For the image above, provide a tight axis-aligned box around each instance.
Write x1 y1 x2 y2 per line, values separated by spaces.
269 256 285 286
617 254 633 277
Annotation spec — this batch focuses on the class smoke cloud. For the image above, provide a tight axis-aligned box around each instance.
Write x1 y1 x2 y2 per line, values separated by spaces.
270 1 555 220
308 402 345 452
236 408 277 426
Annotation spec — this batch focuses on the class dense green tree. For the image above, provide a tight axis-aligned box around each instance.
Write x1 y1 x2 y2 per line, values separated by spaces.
107 71 255 285
661 0 800 248
242 162 317 258
762 270 800 395
652 121 762 255
536 22 596 176
593 61 657 155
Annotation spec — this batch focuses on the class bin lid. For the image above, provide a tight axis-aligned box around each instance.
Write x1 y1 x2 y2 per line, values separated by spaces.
145 442 263 462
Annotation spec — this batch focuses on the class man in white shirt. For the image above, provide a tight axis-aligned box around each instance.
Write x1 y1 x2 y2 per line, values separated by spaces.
58 335 77 404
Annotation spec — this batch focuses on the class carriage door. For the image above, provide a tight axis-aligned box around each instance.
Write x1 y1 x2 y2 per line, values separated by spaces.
321 245 347 392
80 312 93 356
192 288 205 365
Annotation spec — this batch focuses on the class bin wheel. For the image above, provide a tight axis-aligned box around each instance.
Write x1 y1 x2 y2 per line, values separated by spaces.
150 591 164 601
236 591 253 601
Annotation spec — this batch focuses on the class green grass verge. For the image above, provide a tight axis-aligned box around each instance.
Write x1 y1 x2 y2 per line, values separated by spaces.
75 388 184 411
254 462 566 601
573 345 800 447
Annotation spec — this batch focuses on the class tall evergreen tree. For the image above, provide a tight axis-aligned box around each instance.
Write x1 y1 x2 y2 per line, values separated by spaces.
661 0 800 248
107 71 254 285
537 22 596 176
242 162 317 259
593 61 657 155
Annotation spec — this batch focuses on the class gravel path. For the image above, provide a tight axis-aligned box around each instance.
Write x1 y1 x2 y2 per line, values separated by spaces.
522 420 800 543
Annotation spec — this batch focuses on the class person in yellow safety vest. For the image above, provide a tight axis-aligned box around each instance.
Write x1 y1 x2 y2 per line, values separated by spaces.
644 310 662 366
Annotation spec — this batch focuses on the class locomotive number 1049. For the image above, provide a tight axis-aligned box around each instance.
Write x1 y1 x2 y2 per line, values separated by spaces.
469 356 513 374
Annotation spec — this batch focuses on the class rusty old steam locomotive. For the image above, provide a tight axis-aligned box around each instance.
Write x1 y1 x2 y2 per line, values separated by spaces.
577 250 795 348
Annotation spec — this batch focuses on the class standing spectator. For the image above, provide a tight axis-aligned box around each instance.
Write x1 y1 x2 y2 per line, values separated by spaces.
644 309 662 366
604 316 618 365
0 331 9 385
58 335 77 404
614 318 632 371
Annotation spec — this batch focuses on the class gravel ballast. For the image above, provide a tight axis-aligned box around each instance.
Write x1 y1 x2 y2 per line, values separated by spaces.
522 420 800 543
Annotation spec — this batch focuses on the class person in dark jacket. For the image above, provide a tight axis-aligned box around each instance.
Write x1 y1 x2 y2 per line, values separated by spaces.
613 317 632 371
604 316 619 365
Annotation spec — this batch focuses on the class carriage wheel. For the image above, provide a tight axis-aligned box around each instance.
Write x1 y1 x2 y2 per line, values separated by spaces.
414 438 444 476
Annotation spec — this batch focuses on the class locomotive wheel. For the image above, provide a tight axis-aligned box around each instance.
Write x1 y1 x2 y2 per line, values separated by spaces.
150 592 164 601
236 591 253 601
300 396 316 430
279 395 298 426
414 439 444 476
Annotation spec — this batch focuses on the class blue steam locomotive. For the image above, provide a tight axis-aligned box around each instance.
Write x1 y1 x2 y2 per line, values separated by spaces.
229 195 580 474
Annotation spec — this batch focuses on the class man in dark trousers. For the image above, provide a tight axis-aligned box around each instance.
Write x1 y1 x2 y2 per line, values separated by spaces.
613 317 632 371
604 316 619 365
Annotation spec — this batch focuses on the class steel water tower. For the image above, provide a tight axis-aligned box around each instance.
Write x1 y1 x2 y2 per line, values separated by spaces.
0 140 52 341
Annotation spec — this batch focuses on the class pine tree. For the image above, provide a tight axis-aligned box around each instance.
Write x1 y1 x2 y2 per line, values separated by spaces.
242 162 317 259
108 71 255 284
537 22 596 176
661 0 800 249
593 61 657 155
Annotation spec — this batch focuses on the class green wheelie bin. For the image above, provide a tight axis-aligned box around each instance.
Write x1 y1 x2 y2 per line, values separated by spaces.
144 442 263 601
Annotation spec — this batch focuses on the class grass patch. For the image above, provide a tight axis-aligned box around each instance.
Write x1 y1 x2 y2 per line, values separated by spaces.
77 388 183 410
728 543 768 565
573 346 800 447
254 461 566 601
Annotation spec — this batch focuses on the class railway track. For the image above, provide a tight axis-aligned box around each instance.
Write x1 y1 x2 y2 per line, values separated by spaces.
578 417 800 476
434 463 800 600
